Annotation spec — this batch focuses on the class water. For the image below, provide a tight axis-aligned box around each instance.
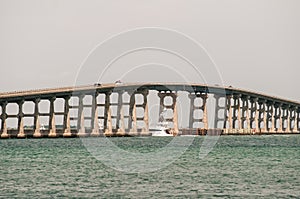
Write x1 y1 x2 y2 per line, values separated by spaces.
1 135 300 198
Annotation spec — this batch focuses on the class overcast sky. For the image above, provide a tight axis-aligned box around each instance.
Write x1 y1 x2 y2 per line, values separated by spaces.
1 0 299 101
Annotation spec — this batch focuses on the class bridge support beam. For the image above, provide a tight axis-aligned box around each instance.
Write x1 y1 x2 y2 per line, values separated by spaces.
188 93 208 131
158 91 179 136
240 96 251 134
17 100 25 138
266 102 274 133
172 92 179 136
63 97 72 137
33 98 41 138
129 91 137 135
273 104 281 133
295 107 300 132
213 94 225 130
291 107 298 133
1 102 8 138
257 100 267 133
104 92 113 136
281 105 289 133
77 95 87 137
225 95 233 133
249 98 258 133
91 94 100 137
48 97 57 137
232 94 241 133
286 106 291 133
116 91 126 136
141 90 150 136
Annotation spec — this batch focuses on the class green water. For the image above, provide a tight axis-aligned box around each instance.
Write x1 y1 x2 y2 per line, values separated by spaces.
1 135 300 198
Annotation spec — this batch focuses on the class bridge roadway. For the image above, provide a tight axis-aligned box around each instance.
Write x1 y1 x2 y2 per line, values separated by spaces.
0 83 299 138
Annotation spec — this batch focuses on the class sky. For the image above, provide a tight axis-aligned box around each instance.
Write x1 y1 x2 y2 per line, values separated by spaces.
0 0 300 101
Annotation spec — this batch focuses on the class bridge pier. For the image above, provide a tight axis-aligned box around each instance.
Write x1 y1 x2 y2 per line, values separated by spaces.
33 99 41 137
48 97 57 137
266 102 275 133
77 95 86 137
281 105 289 133
158 91 179 135
91 94 100 137
116 91 125 136
241 96 250 132
286 106 291 132
257 100 266 133
226 95 233 132
290 107 298 133
140 90 150 136
188 93 208 131
277 104 283 132
128 91 138 135
249 98 259 133
232 94 241 133
17 100 25 138
104 92 113 136
213 94 225 130
63 96 72 137
295 107 300 132
1 102 8 138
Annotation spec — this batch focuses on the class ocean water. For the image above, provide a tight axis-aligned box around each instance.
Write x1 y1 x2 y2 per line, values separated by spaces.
0 135 300 198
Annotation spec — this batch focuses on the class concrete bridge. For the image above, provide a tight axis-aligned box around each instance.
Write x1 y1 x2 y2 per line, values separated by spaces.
0 82 299 138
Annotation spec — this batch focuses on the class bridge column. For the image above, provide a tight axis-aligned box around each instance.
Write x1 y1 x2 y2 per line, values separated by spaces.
116 91 126 136
265 102 272 133
281 105 289 133
91 93 100 136
286 106 291 133
241 96 250 133
48 97 57 137
33 98 42 137
273 104 278 133
1 102 8 138
172 92 179 136
63 96 72 137
225 95 233 133
141 90 150 135
232 94 241 133
188 93 196 129
129 91 137 135
273 104 280 133
249 98 258 133
291 107 298 133
17 100 25 138
158 91 179 136
278 105 283 132
267 102 275 133
201 94 208 130
104 92 113 136
77 95 87 137
214 94 226 130
188 93 208 132
257 100 267 133
296 107 300 132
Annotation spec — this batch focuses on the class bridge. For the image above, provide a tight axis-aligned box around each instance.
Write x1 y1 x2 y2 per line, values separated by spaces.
0 82 299 138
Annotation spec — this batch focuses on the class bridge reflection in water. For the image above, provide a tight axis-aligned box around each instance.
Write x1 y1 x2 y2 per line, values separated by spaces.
0 83 299 138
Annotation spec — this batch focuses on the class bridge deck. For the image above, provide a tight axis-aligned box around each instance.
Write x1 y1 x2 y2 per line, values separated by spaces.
0 83 299 106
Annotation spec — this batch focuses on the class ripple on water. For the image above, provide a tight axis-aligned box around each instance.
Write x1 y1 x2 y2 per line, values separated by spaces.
0 135 300 198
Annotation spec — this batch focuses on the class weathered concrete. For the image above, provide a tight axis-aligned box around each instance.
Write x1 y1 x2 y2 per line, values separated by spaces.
0 83 299 138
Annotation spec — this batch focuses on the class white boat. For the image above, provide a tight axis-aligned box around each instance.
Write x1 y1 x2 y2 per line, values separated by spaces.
149 108 174 137
149 126 173 136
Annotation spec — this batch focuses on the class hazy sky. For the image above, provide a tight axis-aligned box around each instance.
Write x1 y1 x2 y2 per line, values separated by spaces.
1 0 299 101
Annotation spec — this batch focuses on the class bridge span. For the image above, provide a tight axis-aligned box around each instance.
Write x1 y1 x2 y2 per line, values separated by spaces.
0 83 299 138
